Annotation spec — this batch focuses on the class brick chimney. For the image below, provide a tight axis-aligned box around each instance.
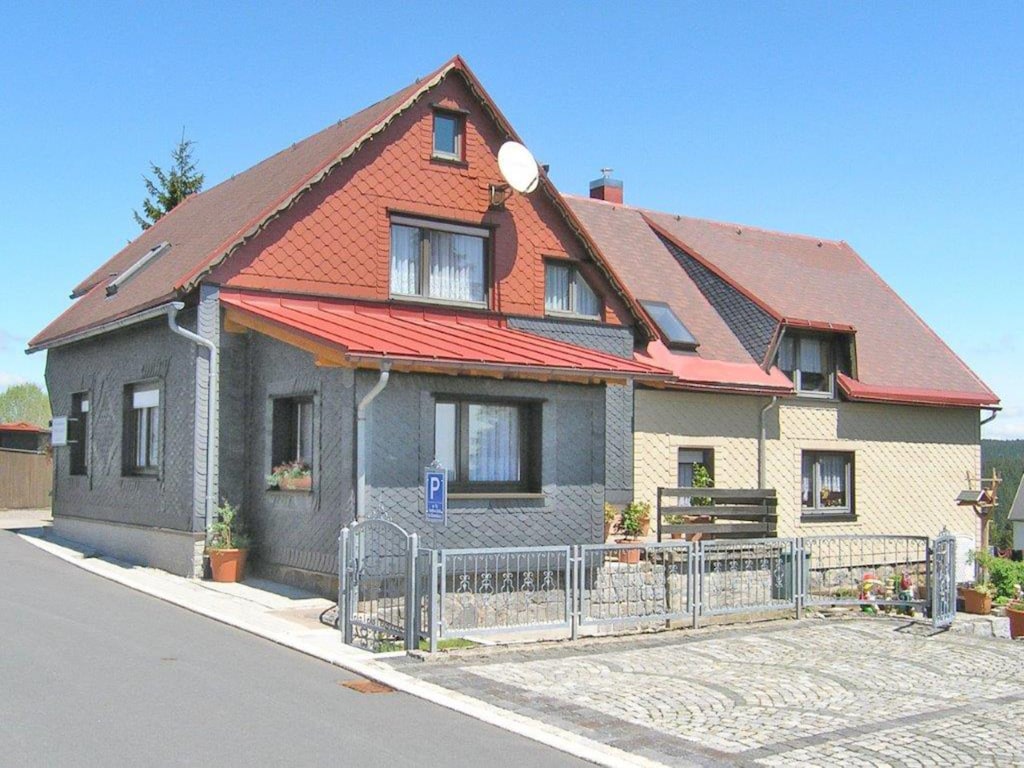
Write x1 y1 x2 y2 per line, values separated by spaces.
589 167 623 204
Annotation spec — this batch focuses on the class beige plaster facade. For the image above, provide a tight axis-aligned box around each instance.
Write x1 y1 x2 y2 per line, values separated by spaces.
633 389 981 543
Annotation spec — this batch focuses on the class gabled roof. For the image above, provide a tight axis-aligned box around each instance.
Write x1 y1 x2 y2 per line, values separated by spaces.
569 195 998 406
220 290 669 384
30 56 653 351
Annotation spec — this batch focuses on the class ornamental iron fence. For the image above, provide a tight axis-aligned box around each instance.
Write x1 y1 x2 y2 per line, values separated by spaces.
339 527 959 651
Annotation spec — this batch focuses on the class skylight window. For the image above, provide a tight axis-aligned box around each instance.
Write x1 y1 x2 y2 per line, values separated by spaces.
640 300 698 351
106 241 170 297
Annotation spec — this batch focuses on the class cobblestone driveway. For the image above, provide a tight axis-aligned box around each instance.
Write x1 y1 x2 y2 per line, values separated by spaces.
389 619 1024 766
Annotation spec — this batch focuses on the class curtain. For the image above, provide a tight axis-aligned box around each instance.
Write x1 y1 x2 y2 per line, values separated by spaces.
389 225 420 295
428 231 484 302
434 403 457 481
819 454 846 506
545 263 570 312
148 408 159 467
468 404 520 482
295 401 313 465
799 337 824 374
778 336 796 372
801 453 814 507
574 274 600 317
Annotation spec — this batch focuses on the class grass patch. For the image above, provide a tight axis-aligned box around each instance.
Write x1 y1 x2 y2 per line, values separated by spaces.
375 637 479 653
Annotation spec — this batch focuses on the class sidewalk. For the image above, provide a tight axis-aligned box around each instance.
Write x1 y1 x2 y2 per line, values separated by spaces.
0 507 51 530
15 528 663 768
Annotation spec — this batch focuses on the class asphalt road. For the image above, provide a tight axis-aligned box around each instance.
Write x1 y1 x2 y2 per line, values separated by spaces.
0 530 587 767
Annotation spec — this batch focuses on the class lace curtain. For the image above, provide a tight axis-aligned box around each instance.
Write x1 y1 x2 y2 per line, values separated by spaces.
468 404 520 482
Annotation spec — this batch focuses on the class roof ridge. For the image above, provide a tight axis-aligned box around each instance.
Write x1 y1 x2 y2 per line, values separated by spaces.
565 194 845 246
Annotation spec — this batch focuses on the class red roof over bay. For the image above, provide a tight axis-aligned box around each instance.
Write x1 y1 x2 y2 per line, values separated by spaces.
220 290 670 383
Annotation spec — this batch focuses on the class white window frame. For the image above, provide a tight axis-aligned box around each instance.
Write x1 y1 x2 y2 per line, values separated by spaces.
126 382 160 475
544 261 601 319
778 333 835 397
389 216 489 307
801 451 854 517
432 111 464 161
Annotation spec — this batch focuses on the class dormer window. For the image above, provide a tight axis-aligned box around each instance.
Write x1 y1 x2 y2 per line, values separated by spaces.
432 111 464 161
777 332 851 396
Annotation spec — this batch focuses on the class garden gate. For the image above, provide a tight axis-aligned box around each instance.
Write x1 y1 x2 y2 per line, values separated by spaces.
338 519 418 651
931 530 957 629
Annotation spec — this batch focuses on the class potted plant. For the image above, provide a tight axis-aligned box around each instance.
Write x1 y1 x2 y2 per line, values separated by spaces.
603 503 617 542
1008 599 1024 640
614 501 650 564
267 460 312 491
207 500 250 583
958 581 995 615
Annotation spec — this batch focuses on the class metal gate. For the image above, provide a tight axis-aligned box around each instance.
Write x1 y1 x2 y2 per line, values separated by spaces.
931 530 957 629
339 519 418 650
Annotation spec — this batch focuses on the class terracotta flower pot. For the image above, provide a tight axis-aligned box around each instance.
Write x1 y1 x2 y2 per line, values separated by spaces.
615 540 641 564
209 548 248 583
958 586 992 615
1007 604 1024 639
278 474 312 491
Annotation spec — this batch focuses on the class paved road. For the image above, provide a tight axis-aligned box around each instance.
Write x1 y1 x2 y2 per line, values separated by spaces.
0 530 587 767
392 618 1024 766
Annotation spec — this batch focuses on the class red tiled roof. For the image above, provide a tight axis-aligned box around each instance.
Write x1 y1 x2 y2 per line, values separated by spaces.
837 374 997 408
0 422 48 433
220 290 670 382
570 196 997 406
29 58 462 350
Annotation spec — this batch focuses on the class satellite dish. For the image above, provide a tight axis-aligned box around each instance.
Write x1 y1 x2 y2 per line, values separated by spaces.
497 141 540 194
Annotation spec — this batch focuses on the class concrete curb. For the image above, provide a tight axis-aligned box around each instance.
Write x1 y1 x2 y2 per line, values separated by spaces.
16 531 667 768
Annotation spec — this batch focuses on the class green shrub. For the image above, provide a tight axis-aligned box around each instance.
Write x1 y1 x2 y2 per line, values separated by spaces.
972 551 1024 599
615 500 651 539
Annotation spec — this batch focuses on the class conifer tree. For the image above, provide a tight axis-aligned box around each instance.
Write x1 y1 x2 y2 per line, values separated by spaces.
133 132 204 230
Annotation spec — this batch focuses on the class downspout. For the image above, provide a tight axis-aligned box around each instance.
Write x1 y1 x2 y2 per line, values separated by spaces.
355 361 391 521
167 301 217 535
758 397 778 489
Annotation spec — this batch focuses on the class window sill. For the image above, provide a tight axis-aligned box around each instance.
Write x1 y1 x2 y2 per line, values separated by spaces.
122 473 160 481
801 511 857 523
449 492 545 501
430 154 468 168
266 488 313 494
389 294 488 311
544 310 603 323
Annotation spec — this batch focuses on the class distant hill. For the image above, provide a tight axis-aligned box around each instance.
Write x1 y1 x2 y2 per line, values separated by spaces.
982 439 1024 549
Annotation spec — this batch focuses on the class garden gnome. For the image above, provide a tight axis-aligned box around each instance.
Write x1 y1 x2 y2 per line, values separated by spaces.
897 571 916 616
859 572 882 614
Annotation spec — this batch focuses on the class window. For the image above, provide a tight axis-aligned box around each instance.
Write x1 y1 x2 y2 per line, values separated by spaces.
544 261 601 318
432 111 464 161
271 397 313 471
777 333 835 395
677 448 714 505
389 216 487 305
434 398 541 493
124 383 160 474
641 300 698 351
801 451 854 516
70 392 90 476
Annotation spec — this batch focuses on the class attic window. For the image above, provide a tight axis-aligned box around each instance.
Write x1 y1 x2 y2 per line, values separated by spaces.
106 241 170 297
640 300 698 351
432 111 464 161
777 331 852 397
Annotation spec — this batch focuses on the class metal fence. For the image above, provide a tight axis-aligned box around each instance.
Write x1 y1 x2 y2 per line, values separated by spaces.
340 527 958 651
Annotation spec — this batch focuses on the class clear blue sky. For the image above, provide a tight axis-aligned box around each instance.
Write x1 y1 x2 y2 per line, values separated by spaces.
1 2 1021 436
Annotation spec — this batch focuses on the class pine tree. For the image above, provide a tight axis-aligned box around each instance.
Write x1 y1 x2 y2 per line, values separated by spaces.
133 132 205 230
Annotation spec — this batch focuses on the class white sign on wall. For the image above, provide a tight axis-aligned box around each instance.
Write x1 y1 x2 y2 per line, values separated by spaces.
50 417 68 447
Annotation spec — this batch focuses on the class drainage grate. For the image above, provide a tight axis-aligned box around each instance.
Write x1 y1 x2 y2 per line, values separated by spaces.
340 679 394 694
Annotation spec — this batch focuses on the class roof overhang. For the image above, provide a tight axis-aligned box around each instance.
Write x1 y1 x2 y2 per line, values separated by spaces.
637 340 794 396
837 373 1000 408
27 295 179 353
220 290 672 386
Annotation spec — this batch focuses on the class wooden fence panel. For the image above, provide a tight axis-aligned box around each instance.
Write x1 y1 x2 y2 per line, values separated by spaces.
0 450 52 509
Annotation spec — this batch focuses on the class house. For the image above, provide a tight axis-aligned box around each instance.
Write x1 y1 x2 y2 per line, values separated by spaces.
0 422 50 453
29 55 998 592
569 181 998 543
1010 478 1024 553
28 56 668 591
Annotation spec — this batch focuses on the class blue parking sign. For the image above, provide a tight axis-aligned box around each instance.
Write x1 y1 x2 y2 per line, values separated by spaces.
425 468 447 524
